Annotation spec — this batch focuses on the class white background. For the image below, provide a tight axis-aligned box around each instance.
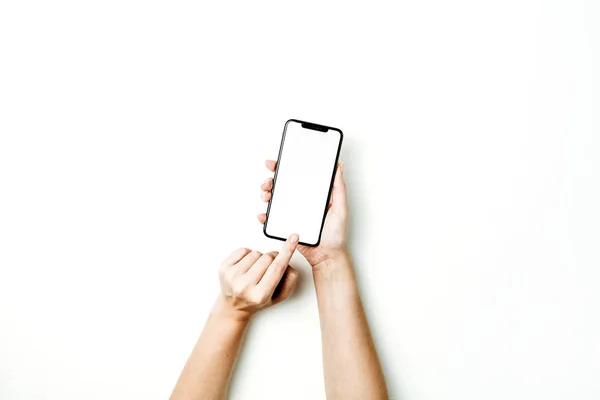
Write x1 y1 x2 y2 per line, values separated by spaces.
0 1 598 399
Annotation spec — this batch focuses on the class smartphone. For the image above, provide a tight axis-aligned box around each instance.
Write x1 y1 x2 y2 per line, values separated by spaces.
263 119 343 246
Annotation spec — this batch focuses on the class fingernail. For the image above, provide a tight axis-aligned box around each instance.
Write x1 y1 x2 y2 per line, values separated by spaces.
290 234 299 244
340 162 344 173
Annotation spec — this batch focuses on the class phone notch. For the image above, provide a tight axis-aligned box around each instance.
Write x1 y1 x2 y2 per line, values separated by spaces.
301 122 329 132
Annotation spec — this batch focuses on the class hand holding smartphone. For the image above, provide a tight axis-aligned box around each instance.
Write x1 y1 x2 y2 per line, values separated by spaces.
263 119 343 247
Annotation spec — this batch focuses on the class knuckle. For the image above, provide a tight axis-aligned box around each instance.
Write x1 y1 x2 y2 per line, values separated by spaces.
226 247 248 260
249 291 267 305
274 261 286 271
219 269 229 281
250 250 262 259
231 281 247 297
218 264 228 275
224 269 236 283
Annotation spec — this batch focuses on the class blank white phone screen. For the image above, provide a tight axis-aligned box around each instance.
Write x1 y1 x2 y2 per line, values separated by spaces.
265 121 342 245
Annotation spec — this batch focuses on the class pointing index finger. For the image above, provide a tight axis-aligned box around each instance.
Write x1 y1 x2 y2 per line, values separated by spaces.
257 234 299 295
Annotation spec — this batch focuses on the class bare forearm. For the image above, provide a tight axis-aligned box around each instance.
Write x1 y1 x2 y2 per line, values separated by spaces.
171 298 249 400
313 253 387 399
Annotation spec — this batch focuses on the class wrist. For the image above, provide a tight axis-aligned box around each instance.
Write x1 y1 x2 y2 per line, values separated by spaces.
312 251 359 299
211 295 253 324
312 250 353 275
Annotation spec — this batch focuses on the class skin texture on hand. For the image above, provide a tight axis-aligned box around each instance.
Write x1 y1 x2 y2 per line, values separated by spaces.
170 237 299 400
258 160 349 269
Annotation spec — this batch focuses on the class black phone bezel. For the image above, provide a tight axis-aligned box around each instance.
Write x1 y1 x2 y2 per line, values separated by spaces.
263 119 344 247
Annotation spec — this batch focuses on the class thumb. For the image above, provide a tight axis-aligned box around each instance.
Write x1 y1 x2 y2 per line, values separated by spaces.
271 266 299 305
